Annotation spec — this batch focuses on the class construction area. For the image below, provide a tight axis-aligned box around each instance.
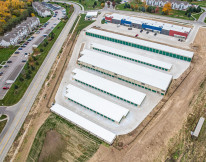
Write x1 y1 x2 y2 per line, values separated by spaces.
53 12 195 144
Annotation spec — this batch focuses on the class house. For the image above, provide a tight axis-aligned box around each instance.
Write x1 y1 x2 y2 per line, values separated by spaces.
85 12 98 20
0 17 40 47
146 0 191 10
32 2 51 17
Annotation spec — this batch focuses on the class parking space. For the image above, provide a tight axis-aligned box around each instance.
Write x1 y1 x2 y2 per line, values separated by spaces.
0 7 65 99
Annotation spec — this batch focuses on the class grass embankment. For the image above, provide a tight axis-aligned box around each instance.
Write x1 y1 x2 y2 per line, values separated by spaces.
166 78 206 161
0 47 18 64
27 114 102 162
75 14 94 33
116 3 195 20
0 120 7 134
37 16 51 24
0 5 74 106
191 1 206 7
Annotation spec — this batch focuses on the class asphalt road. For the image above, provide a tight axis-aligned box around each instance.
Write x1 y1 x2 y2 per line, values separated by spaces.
0 2 81 161
0 8 64 100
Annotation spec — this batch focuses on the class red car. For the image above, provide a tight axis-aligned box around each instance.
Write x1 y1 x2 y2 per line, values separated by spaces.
3 87 9 90
135 34 139 37
39 28 44 30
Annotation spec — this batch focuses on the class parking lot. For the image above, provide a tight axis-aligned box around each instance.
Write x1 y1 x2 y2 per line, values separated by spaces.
55 13 195 135
0 7 65 100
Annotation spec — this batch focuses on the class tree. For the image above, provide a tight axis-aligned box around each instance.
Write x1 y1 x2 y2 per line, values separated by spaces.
135 4 138 10
141 6 145 12
188 12 191 18
19 77 24 82
197 6 201 13
26 74 31 79
131 4 134 11
101 3 105 8
112 1 116 8
31 13 35 17
162 2 172 15
94 1 97 6
155 6 159 13
107 1 110 8
14 85 18 89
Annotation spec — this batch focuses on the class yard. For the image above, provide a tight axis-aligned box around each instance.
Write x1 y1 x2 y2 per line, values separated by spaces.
0 5 74 106
0 47 18 64
27 114 102 162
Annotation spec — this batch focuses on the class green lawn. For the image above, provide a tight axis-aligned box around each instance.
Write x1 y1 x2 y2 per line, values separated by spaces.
0 47 18 64
116 3 196 20
0 115 7 120
0 6 74 106
191 1 206 7
0 120 7 134
37 16 51 24
75 14 95 33
60 0 103 10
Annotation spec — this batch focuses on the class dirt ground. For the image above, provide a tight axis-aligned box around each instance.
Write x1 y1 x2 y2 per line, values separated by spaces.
89 27 206 162
38 130 65 162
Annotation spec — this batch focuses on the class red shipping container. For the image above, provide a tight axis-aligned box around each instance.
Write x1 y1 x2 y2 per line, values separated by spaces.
169 30 188 39
105 16 112 22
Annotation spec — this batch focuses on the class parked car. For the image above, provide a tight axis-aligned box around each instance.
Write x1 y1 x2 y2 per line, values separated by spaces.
31 36 35 39
21 45 26 47
7 60 12 63
36 31 40 34
154 33 157 36
146 31 149 34
128 27 132 30
28 38 32 41
22 60 27 62
15 51 20 54
39 28 44 30
24 53 28 55
0 72 3 76
4 65 9 68
3 87 9 90
18 48 23 50
135 34 139 37
117 24 120 27
140 29 143 33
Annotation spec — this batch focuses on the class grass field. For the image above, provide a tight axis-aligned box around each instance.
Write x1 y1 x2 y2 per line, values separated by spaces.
0 5 74 106
27 114 102 162
0 47 18 64
191 1 206 7
0 120 7 134
166 78 206 161
37 16 51 24
75 14 95 33
116 3 196 20
0 115 7 120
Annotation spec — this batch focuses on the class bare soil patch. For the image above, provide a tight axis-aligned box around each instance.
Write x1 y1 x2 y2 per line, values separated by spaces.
39 130 66 162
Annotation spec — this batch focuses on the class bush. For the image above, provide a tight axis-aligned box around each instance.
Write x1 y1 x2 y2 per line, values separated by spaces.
40 48 44 52
19 77 24 82
35 61 39 66
31 65 35 71
26 74 31 79
14 85 18 89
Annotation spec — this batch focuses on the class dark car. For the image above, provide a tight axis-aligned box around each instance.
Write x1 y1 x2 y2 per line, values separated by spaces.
15 51 20 54
4 65 9 68
0 72 3 76
24 53 28 55
22 60 27 62
146 31 149 34
154 33 157 36
140 29 143 33
7 60 12 63
18 47 23 50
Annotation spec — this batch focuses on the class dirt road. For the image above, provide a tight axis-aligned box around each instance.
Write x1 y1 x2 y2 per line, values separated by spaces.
89 28 206 162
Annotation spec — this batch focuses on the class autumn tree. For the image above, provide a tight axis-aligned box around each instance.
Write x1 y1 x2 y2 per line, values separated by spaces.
107 1 110 8
155 6 159 13
162 2 172 15
135 4 138 10
112 1 115 8
131 4 134 10
101 3 105 8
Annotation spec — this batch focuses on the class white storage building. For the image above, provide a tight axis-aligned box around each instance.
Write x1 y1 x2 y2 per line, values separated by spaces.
85 28 194 62
90 43 173 71
51 104 116 144
78 51 173 95
72 68 146 106
65 84 129 123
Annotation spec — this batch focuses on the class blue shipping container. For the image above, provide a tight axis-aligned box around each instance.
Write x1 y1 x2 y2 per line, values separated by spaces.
142 24 162 32
121 19 132 26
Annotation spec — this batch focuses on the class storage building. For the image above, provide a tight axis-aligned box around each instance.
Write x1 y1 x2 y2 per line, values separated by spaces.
105 13 191 39
90 43 173 71
85 28 194 62
51 104 116 144
85 12 98 20
72 68 146 106
78 51 173 95
65 84 129 123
